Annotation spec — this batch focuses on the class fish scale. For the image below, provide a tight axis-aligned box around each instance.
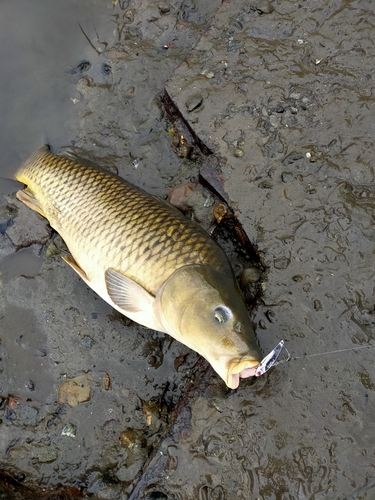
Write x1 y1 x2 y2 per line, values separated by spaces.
16 146 230 294
15 145 261 389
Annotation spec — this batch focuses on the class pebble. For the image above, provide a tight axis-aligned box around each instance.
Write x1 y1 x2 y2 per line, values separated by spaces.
185 94 203 112
58 375 91 407
61 423 77 438
314 299 322 311
36 447 58 464
119 428 145 449
201 69 215 79
213 203 228 223
25 379 35 391
158 3 170 14
103 373 111 391
241 267 262 284
269 115 278 127
256 0 274 14
233 148 244 157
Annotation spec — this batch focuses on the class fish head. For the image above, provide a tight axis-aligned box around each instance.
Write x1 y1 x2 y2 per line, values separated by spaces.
158 265 261 389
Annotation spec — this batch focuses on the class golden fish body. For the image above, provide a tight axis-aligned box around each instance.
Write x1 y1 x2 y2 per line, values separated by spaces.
16 146 261 389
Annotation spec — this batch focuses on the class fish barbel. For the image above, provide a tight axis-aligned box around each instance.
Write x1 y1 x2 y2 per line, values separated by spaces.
15 146 261 388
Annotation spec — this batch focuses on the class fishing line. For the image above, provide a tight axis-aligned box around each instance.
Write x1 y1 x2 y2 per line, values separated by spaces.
256 340 375 376
290 343 375 361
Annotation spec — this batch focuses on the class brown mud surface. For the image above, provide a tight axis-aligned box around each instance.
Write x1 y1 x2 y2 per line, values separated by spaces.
0 0 375 499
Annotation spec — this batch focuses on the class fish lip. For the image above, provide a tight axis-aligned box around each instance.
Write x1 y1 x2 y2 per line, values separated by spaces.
239 364 259 379
227 359 260 389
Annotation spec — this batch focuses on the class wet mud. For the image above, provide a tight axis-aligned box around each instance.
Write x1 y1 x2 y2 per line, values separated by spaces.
1 0 375 498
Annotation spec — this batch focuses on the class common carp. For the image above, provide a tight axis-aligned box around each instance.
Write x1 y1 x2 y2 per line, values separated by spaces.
15 146 261 389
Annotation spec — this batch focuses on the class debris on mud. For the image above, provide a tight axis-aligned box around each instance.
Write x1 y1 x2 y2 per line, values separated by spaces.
57 375 92 407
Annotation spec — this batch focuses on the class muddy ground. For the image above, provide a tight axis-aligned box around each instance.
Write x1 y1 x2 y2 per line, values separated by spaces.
0 0 375 499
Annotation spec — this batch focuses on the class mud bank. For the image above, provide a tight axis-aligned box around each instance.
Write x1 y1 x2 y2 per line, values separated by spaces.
1 0 375 499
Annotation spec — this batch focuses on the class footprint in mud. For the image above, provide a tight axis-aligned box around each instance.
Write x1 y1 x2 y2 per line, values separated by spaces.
68 57 113 87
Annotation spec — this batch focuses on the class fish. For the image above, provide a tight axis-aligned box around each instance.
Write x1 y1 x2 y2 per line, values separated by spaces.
15 145 261 389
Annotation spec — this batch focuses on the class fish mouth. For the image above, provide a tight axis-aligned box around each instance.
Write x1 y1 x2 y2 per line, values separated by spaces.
227 360 260 390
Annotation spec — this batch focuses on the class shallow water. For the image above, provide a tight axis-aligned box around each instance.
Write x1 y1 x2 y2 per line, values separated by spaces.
1 0 375 498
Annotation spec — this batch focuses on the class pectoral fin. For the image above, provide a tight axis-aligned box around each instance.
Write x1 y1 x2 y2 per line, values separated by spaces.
62 255 89 284
16 188 46 218
105 268 155 314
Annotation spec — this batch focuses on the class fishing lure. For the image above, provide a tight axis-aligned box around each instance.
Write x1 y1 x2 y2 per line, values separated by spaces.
255 340 290 377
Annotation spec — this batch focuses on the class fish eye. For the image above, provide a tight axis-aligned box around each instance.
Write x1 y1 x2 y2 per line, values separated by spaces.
214 306 231 324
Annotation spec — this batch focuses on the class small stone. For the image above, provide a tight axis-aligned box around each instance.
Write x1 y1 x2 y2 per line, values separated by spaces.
45 242 61 258
314 299 322 311
158 3 170 13
61 423 77 438
303 283 311 292
58 375 91 407
203 195 214 208
143 400 160 426
233 148 244 157
25 379 35 391
269 115 278 127
168 182 195 209
124 9 134 22
36 447 58 464
103 373 111 391
178 143 192 158
256 0 274 14
34 349 47 357
119 428 145 449
292 275 303 282
78 335 95 349
185 94 203 112
213 203 228 223
201 69 215 79
241 267 262 284
291 107 298 114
